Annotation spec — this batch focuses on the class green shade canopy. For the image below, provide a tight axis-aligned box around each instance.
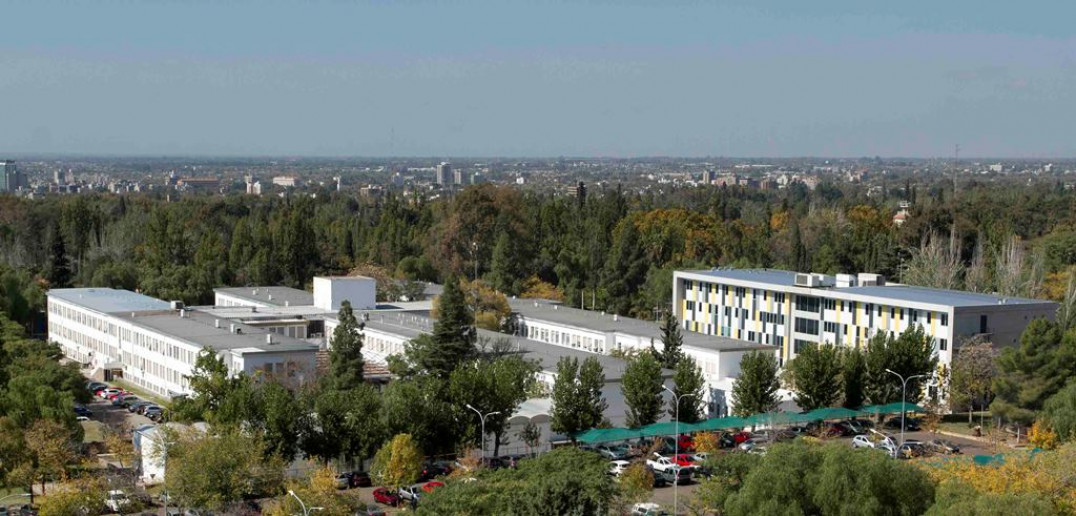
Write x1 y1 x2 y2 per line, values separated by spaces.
689 416 747 432
802 407 863 421
639 421 683 438
575 427 644 444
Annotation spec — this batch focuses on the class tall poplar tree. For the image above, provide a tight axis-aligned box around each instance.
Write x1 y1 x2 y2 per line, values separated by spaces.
425 276 476 378
328 300 365 390
670 355 705 423
731 350 780 417
622 352 664 427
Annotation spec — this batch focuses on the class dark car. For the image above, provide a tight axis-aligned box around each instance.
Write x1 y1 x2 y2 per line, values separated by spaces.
926 439 961 455
74 405 93 418
418 463 451 481
144 406 164 420
87 382 108 392
372 487 399 507
884 417 921 431
128 400 153 413
137 403 159 415
346 471 371 487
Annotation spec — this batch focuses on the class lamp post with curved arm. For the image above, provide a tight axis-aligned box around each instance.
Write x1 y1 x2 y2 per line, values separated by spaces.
288 490 323 516
663 385 695 516
465 404 501 460
885 369 926 449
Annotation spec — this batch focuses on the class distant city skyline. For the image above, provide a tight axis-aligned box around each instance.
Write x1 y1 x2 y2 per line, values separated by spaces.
2 1 1074 158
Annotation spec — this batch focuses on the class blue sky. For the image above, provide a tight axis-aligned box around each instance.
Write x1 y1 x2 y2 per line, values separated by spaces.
2 1 1074 157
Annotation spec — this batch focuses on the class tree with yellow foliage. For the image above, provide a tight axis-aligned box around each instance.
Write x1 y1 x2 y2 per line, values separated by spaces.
264 466 352 516
371 434 424 490
1029 420 1060 450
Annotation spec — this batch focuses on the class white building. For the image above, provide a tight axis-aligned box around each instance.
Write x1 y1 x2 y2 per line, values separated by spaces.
505 299 772 417
673 268 1057 370
47 288 319 398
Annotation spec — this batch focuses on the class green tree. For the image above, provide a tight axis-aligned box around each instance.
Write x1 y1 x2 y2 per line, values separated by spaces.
602 218 648 315
425 275 476 377
328 300 364 390
371 434 424 490
173 348 236 421
992 319 1076 425
841 347 868 409
715 441 934 516
731 350 780 417
550 357 607 437
1042 382 1076 442
785 343 842 410
300 385 384 464
381 376 462 456
450 355 538 456
165 427 285 511
864 326 938 405
416 447 617 516
487 230 520 295
926 481 1058 516
621 352 665 428
45 219 71 288
670 355 705 423
657 310 684 369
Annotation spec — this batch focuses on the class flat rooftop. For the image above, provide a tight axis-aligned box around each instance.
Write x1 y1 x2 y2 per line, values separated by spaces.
354 312 665 381
214 286 314 308
48 288 172 313
680 268 1056 308
115 309 319 354
508 299 773 352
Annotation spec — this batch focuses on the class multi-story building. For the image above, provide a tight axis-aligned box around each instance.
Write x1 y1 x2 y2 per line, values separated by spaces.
435 162 452 185
1 161 25 192
673 268 1057 368
47 288 319 398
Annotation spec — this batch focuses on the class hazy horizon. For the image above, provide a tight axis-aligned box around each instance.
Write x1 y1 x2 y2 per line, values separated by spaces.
3 1 1074 158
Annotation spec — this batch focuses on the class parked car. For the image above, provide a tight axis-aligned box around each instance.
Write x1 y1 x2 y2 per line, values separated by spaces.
421 481 444 493
837 421 866 436
87 382 108 392
926 439 961 455
335 473 351 489
608 460 631 477
0 506 9 516
74 405 93 418
851 435 875 449
371 487 399 507
690 452 709 463
136 403 159 415
144 406 164 420
397 484 425 503
631 502 670 516
106 391 130 401
349 471 371 487
598 444 631 460
128 400 153 413
105 490 131 513
418 463 451 481
896 442 925 459
884 417 921 431
653 465 693 485
115 395 141 407
646 453 680 473
672 454 697 467
12 505 37 516
99 388 121 398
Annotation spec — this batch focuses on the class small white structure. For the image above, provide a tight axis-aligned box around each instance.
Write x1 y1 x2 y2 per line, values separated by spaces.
134 422 210 486
313 276 377 311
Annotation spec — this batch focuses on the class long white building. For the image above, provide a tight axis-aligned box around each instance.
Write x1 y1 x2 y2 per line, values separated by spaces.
48 288 320 398
673 268 1058 369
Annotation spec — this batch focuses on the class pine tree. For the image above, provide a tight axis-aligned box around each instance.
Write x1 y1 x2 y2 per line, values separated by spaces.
790 222 809 272
670 355 705 423
731 350 780 417
622 352 664 428
659 311 684 369
328 300 365 390
46 219 71 288
427 276 475 378
488 230 518 295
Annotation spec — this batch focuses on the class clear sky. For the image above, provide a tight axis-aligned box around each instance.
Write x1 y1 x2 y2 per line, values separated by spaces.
2 1 1074 158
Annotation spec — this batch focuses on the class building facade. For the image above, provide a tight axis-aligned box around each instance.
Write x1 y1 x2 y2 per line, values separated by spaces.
1 161 25 192
673 268 1058 368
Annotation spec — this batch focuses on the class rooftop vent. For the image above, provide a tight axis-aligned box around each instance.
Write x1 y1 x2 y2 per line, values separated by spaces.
857 273 885 286
170 300 185 310
214 319 220 328
613 314 619 322
268 294 273 301
229 323 236 334
285 300 290 307
266 334 273 344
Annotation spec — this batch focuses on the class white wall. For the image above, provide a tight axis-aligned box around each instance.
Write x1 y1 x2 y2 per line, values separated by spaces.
314 276 377 311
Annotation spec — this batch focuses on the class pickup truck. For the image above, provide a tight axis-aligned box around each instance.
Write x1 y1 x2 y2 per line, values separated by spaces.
646 453 679 473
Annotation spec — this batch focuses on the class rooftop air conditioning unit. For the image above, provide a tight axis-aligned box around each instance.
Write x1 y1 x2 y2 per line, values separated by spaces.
836 274 857 288
794 273 817 287
858 273 885 286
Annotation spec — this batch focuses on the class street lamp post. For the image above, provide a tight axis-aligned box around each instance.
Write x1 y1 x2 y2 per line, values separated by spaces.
663 385 695 516
288 490 323 516
885 369 926 450
465 404 501 460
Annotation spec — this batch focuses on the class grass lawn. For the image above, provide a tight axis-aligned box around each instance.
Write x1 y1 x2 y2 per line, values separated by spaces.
938 412 996 437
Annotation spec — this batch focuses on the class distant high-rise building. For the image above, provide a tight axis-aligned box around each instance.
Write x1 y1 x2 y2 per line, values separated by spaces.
453 169 464 185
570 181 587 203
1 161 24 192
245 174 262 195
436 162 452 185
702 169 714 185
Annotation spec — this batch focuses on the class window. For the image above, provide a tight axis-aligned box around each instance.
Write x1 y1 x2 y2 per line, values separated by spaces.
941 313 949 326
823 299 837 311
823 321 839 333
911 310 918 323
899 308 904 320
775 336 785 347
927 312 932 324
795 296 821 313
939 338 948 351
775 293 786 303
735 287 746 298
979 315 988 334
794 339 813 354
795 317 820 335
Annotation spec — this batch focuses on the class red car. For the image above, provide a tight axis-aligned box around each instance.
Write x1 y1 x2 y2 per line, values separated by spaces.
732 431 752 444
106 391 131 401
421 481 445 493
673 454 697 467
372 487 399 507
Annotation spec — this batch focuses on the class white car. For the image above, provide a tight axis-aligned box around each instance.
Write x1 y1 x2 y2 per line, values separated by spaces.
631 502 670 516
99 388 121 398
646 453 679 473
608 460 631 477
105 490 130 512
691 452 709 463
851 435 875 449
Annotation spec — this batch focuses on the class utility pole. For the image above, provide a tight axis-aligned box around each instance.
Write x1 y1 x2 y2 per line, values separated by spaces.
465 404 501 459
886 369 926 453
